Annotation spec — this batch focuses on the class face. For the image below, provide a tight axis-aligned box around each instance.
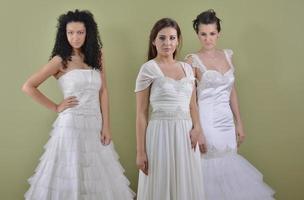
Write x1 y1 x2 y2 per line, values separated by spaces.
66 22 86 50
197 23 220 50
153 27 179 57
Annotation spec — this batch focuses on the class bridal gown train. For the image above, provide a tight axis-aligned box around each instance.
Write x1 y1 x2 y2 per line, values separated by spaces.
186 49 275 200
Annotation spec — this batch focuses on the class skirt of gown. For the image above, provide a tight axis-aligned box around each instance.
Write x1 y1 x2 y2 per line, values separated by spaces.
202 150 275 200
200 104 275 200
24 112 135 200
137 112 204 200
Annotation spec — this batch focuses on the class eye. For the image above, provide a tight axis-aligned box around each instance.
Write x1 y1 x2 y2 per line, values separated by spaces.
170 36 176 40
210 32 217 36
159 36 166 41
200 33 207 36
77 30 85 35
67 31 73 35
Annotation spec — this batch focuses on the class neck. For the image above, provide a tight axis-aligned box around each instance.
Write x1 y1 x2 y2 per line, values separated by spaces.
73 48 82 56
201 47 217 54
154 55 175 64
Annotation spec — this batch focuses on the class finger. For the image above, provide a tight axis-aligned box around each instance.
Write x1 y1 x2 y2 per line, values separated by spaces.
66 101 79 106
201 144 207 153
105 137 111 145
140 168 148 176
68 102 79 106
100 135 105 145
67 99 79 104
67 96 77 100
144 161 148 175
199 144 204 153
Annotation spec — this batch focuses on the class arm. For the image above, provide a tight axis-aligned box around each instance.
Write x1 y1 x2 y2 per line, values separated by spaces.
189 85 207 153
99 50 112 145
21 56 78 112
136 87 150 175
230 84 245 146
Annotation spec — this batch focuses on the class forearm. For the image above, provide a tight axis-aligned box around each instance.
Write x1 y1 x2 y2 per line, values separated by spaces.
190 87 202 131
22 85 57 112
190 103 202 131
100 88 110 131
136 112 148 154
230 85 243 126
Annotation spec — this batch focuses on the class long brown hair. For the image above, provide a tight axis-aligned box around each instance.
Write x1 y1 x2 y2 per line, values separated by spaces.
147 18 182 60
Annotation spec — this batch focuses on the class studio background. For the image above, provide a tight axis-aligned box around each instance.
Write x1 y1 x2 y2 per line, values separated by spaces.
0 0 303 199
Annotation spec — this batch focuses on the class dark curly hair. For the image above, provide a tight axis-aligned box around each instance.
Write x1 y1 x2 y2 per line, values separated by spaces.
50 9 103 70
148 18 182 60
192 9 221 33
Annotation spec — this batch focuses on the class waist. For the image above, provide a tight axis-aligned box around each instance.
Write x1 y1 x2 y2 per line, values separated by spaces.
60 106 100 116
150 110 191 120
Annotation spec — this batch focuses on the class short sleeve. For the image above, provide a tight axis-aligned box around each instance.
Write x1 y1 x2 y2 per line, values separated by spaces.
185 54 200 69
225 49 233 59
134 62 157 92
182 62 195 81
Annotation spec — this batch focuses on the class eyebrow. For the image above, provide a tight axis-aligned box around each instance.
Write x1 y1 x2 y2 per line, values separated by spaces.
158 34 177 37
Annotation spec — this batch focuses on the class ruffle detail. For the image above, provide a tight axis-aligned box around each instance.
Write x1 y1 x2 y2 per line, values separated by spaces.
202 152 275 200
25 114 135 200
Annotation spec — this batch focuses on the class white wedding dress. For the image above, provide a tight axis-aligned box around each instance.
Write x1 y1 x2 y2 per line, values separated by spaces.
186 49 275 200
135 60 205 200
25 69 135 200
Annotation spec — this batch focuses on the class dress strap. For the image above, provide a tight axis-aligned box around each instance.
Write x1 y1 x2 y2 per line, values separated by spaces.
223 49 234 70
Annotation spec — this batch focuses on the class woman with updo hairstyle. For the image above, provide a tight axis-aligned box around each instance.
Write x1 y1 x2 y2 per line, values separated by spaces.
22 9 135 200
186 9 275 200
135 18 206 200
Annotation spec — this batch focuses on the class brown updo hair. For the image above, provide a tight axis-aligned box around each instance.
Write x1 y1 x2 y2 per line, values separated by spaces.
192 9 221 33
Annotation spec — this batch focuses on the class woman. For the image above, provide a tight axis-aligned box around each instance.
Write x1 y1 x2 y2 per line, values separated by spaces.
135 18 206 200
186 9 275 200
22 10 134 200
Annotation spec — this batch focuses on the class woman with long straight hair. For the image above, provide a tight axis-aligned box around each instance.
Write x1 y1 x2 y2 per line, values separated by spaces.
135 18 206 200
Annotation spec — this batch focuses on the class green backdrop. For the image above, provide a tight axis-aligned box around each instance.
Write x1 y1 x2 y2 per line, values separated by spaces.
0 0 303 199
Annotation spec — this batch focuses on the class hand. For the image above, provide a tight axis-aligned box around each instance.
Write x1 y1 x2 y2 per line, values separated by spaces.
198 133 207 154
189 127 201 150
56 96 78 113
236 124 245 147
100 129 112 145
136 152 148 175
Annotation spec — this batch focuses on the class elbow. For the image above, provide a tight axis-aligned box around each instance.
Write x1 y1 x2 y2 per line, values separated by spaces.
21 83 28 93
21 82 32 95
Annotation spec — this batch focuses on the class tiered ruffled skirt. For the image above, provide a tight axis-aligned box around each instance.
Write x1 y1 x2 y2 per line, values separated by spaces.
202 149 275 200
25 112 135 200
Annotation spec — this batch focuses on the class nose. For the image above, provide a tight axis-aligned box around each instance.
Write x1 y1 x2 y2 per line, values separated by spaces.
72 34 80 41
164 38 171 46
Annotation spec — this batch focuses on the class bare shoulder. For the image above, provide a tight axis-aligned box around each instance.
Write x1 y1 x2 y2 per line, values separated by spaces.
42 56 65 78
48 55 64 69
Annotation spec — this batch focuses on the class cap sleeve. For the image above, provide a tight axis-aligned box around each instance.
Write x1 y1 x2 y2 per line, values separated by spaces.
224 49 234 70
225 49 233 58
181 62 195 81
134 62 158 92
185 54 200 69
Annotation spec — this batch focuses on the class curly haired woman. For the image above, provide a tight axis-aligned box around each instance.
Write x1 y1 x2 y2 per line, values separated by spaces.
22 9 135 200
